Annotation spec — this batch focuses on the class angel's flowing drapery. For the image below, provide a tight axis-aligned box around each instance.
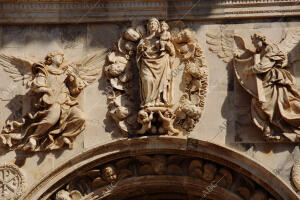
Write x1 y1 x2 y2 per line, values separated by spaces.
1 63 85 151
250 44 300 141
136 37 172 107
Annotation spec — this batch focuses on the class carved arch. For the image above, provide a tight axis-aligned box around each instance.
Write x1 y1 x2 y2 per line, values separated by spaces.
23 137 298 200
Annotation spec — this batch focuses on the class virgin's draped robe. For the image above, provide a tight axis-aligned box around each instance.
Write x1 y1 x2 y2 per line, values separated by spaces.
250 44 300 141
137 37 172 107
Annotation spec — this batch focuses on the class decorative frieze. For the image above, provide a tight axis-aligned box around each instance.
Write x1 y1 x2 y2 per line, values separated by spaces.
51 154 276 200
1 0 300 24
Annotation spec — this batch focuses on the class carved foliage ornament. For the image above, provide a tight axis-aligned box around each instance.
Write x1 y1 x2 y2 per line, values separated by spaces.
0 51 106 151
0 164 25 200
104 18 208 136
51 154 275 200
206 29 300 142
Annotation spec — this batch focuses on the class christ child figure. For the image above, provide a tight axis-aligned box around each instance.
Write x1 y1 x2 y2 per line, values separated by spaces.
159 21 172 52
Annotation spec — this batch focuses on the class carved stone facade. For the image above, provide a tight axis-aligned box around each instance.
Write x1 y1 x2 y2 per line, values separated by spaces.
1 1 300 200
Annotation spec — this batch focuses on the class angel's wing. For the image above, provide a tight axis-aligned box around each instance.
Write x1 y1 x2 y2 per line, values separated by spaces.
68 50 107 86
0 54 33 86
206 31 255 63
206 31 234 63
278 29 300 63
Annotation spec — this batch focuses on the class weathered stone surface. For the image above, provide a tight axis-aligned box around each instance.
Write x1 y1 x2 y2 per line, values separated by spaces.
0 1 300 199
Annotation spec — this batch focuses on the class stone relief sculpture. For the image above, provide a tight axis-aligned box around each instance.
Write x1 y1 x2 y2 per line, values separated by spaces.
206 29 300 142
104 18 207 136
51 154 275 200
0 51 106 151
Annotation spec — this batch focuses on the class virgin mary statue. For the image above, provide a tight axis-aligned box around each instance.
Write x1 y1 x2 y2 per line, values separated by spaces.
136 18 175 108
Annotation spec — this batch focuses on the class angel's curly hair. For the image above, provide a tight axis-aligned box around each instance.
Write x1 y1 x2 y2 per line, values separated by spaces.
44 51 64 65
251 33 268 45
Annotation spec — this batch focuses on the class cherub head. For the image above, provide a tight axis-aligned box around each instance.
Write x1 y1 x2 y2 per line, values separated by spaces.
251 33 268 51
164 110 174 118
55 190 72 200
174 29 195 43
125 41 135 56
45 51 64 66
160 21 169 32
102 165 117 183
138 109 149 121
147 18 161 34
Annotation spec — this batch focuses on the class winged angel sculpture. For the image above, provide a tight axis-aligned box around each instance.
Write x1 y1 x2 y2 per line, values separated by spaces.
104 18 208 136
207 29 300 142
0 51 106 151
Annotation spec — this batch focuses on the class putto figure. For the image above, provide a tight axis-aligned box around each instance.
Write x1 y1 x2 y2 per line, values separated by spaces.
207 29 300 142
0 51 106 151
159 21 172 52
104 18 207 136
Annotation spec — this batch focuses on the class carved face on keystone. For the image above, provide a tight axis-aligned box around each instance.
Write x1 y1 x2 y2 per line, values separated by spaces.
102 165 117 183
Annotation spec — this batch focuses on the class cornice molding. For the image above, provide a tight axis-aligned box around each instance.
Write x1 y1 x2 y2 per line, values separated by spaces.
0 0 300 24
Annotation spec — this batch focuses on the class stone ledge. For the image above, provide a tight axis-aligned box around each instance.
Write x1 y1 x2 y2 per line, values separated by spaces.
0 0 300 24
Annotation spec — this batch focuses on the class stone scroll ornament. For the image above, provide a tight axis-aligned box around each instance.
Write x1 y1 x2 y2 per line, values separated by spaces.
206 29 300 142
104 18 208 136
0 51 106 151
